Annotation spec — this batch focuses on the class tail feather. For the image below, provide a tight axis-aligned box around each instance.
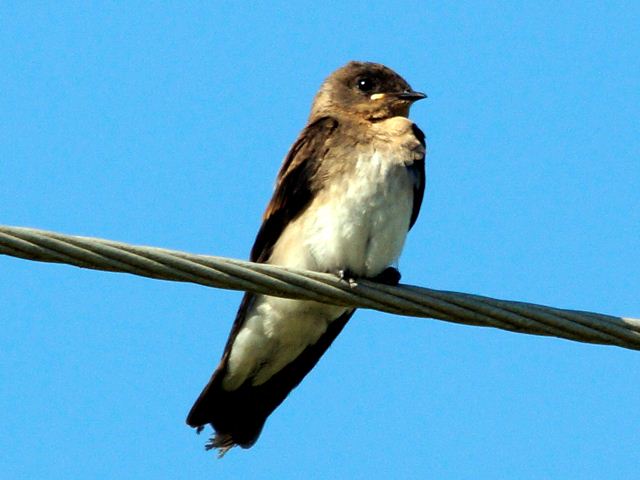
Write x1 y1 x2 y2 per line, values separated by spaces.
206 432 235 458
186 309 354 454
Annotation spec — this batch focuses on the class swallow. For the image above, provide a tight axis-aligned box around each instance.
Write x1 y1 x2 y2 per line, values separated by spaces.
186 61 426 455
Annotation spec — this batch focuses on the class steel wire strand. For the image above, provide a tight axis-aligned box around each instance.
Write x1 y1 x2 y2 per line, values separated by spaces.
1 225 638 351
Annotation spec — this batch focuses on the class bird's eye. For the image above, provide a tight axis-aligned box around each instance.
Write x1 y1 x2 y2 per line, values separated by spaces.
356 77 374 92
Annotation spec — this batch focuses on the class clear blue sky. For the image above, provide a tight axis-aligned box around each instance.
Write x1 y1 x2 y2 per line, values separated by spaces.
1 2 639 479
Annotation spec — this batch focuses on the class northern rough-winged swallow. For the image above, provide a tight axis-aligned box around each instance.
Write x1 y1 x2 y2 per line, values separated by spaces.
186 61 426 455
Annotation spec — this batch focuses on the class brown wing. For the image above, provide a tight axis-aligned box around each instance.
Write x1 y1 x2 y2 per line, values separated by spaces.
186 117 342 445
214 115 340 360
408 123 426 230
250 116 339 262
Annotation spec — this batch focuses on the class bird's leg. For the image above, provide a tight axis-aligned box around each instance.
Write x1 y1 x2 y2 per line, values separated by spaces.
369 266 402 286
336 268 358 288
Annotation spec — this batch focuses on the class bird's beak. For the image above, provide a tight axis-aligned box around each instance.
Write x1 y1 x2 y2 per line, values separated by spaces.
396 90 427 102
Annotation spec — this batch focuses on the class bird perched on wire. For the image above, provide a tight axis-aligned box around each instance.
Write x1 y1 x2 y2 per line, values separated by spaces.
186 61 427 456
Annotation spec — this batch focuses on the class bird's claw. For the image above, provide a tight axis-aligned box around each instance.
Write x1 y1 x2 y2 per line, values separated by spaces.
337 269 358 288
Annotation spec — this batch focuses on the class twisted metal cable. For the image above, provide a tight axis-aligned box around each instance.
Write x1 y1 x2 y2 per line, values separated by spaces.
1 225 639 350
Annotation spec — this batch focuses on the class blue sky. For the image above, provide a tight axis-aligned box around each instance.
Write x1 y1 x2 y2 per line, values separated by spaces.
1 2 639 479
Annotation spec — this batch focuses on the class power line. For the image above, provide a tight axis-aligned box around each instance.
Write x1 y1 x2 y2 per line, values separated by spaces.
1 225 638 350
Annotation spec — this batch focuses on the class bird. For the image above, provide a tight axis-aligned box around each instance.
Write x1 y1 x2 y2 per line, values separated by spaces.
186 61 426 456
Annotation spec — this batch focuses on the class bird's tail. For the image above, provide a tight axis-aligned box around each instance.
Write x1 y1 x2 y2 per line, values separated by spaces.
186 363 267 453
186 300 354 455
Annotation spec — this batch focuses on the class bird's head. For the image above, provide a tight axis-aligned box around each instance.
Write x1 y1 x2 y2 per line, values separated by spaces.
311 61 426 121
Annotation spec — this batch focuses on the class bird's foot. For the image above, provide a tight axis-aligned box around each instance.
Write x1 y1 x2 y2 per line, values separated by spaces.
369 267 402 286
336 269 358 288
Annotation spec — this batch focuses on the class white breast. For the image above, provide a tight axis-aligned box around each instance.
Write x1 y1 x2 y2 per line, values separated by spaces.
223 125 419 390
302 149 414 277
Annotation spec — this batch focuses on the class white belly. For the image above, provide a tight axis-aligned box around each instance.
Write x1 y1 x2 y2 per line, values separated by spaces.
302 150 414 277
223 150 414 390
